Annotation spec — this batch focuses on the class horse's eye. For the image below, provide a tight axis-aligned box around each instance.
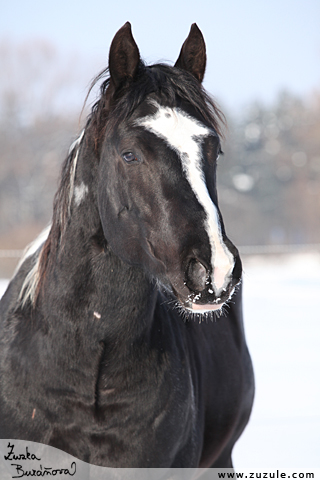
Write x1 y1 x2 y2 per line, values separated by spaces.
122 152 139 164
217 149 224 161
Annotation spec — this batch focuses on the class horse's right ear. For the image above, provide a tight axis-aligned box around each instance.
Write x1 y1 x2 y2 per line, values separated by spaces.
108 22 140 91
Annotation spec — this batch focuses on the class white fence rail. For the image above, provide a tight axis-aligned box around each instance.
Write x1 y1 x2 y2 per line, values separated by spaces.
238 243 320 255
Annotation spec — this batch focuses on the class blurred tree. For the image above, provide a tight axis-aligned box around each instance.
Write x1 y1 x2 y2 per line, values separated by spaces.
218 90 320 246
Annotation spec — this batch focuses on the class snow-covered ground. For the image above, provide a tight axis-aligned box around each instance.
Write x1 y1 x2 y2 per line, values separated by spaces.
233 252 320 469
1 253 319 468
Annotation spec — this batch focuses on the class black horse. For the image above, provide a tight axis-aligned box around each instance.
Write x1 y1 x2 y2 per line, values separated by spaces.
0 23 254 468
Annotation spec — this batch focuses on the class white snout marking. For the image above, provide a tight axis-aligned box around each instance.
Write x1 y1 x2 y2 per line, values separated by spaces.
136 102 234 294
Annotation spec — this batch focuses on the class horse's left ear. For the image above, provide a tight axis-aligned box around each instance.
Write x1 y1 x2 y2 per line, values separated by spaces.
108 22 140 90
174 24 206 83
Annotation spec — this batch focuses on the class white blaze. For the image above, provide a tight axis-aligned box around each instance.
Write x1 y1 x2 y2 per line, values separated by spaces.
136 103 234 294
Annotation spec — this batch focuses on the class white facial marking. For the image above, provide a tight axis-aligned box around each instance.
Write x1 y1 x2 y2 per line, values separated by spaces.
74 182 89 207
136 103 234 294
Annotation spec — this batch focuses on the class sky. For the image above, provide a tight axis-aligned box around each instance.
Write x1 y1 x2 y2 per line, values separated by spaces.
0 0 319 112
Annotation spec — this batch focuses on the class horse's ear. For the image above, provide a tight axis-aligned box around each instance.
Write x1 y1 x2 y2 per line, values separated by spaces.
174 24 206 83
108 22 140 90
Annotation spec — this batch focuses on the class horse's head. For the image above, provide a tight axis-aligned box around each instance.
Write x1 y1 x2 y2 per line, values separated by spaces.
95 22 242 313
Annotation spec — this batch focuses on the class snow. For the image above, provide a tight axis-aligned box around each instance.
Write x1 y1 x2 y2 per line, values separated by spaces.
233 252 320 468
1 252 319 468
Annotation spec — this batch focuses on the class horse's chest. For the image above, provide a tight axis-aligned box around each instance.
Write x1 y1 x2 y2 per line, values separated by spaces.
90 355 200 467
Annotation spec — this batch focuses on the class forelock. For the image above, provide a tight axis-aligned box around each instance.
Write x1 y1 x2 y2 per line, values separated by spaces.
88 62 225 151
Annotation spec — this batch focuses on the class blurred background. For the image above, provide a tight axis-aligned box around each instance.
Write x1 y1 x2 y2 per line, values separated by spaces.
0 0 319 470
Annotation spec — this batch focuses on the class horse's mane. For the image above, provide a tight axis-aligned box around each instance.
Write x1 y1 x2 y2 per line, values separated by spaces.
18 61 226 308
18 131 85 308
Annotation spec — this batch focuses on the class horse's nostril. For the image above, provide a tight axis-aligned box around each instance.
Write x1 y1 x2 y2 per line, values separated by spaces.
185 259 208 293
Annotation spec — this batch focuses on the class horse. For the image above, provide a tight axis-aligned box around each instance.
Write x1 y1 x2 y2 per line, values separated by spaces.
0 23 254 469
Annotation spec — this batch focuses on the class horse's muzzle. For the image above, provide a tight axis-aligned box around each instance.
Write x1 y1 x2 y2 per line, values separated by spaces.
183 255 242 313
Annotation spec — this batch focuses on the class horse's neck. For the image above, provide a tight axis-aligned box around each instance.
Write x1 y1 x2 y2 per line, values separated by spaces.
40 136 158 347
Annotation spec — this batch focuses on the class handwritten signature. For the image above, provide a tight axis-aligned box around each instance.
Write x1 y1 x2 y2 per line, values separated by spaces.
3 442 77 478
